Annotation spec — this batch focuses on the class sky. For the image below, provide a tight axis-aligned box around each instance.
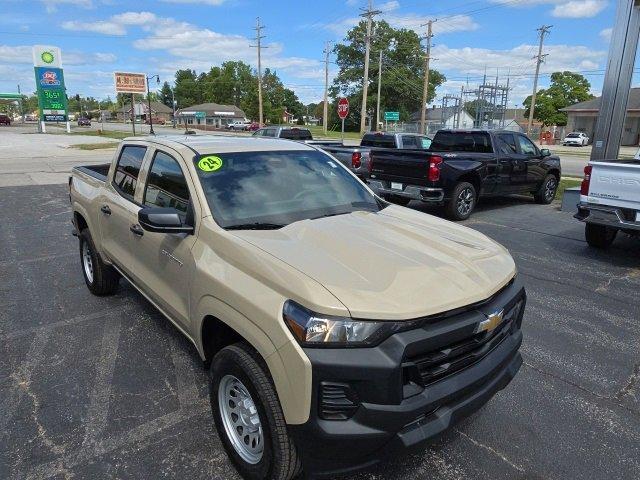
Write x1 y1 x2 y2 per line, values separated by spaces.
0 0 624 108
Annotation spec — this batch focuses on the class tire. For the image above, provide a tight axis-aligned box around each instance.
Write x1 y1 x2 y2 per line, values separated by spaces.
210 343 302 480
534 174 558 204
79 228 119 295
445 182 477 221
386 195 411 207
585 223 618 249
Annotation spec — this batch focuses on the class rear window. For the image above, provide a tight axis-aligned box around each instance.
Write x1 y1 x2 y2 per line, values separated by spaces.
567 133 580 138
361 134 397 148
279 128 312 140
430 132 493 153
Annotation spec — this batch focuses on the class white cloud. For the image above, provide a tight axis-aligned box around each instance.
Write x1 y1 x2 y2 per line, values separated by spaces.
491 0 608 19
599 27 612 41
551 0 607 18
41 0 92 13
62 11 159 36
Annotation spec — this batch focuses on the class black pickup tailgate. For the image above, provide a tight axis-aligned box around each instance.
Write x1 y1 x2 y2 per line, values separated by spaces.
369 149 431 184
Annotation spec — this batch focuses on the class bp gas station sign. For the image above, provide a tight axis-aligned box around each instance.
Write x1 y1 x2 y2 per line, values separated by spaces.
33 46 68 123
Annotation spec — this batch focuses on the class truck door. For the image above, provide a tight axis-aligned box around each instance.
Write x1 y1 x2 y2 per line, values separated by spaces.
494 133 523 192
128 148 199 329
516 134 545 189
100 144 148 277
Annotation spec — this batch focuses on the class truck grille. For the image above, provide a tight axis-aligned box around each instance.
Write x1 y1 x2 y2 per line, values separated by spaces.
405 300 524 387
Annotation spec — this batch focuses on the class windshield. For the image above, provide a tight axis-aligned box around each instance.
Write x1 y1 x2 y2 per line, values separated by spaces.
567 133 580 138
194 150 382 229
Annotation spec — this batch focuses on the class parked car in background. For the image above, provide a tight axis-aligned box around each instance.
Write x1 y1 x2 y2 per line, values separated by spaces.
227 120 251 131
145 117 166 125
248 122 261 131
321 132 432 179
563 132 589 146
575 159 640 248
77 117 91 127
367 129 561 220
0 114 10 126
252 126 341 147
69 135 525 480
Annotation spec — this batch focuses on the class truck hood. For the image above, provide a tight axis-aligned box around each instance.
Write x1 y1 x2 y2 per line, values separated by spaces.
231 206 516 320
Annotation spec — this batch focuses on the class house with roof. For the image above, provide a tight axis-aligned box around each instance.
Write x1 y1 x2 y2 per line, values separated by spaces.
410 106 475 132
561 88 640 145
176 102 247 129
117 101 173 123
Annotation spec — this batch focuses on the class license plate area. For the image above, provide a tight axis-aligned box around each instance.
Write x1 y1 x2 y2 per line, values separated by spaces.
391 182 403 190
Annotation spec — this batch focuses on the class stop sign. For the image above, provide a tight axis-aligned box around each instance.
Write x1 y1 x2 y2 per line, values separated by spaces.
337 98 349 119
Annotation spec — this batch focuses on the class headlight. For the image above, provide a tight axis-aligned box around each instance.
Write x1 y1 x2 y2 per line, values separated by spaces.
282 300 422 347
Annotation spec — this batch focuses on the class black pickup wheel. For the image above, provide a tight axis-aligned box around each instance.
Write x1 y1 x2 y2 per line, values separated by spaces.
445 182 477 221
534 174 558 204
585 223 618 249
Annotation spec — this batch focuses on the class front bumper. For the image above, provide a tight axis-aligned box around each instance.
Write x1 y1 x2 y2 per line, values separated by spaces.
367 180 445 203
575 201 640 232
290 278 525 477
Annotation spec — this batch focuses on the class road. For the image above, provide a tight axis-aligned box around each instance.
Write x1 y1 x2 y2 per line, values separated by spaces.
0 133 639 479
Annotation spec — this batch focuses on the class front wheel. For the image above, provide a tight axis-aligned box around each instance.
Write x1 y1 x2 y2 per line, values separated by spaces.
534 174 558 204
445 182 477 221
585 223 618 249
210 343 302 480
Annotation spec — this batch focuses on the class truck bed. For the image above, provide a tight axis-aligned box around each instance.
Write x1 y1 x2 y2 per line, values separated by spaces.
74 164 110 182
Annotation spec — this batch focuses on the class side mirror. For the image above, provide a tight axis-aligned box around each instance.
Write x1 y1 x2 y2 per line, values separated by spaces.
540 148 551 157
138 207 194 234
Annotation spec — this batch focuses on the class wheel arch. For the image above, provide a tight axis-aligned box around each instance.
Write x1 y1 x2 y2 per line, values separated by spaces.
456 171 482 197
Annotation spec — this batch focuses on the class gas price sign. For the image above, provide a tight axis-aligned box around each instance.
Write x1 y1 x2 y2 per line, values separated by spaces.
33 53 69 122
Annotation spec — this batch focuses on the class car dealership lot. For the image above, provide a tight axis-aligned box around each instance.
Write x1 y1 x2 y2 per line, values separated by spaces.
1 181 638 479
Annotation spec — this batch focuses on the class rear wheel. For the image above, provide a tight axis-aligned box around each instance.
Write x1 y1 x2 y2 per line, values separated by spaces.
79 228 119 295
445 182 477 221
534 174 558 204
585 223 618 249
210 343 302 480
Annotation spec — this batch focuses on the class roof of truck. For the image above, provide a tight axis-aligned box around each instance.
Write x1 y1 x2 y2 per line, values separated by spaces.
123 134 317 154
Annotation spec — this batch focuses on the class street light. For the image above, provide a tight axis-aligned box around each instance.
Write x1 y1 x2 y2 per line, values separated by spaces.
146 74 160 135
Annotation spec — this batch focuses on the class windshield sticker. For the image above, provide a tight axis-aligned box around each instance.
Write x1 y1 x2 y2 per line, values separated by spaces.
198 156 223 172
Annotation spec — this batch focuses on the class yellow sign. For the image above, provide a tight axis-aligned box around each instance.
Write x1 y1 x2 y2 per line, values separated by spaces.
198 156 223 172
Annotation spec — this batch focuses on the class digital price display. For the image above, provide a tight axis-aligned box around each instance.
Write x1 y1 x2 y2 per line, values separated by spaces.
41 89 65 110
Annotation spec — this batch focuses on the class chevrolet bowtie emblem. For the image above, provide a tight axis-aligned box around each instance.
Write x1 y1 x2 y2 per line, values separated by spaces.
477 310 504 334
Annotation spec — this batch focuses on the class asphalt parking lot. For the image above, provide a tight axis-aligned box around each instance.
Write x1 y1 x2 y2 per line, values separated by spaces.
1 186 639 479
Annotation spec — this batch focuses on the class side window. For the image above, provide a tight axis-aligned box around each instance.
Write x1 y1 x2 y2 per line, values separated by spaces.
401 135 418 149
420 136 432 149
265 128 277 137
497 134 518 155
143 151 190 214
517 135 538 156
113 145 146 201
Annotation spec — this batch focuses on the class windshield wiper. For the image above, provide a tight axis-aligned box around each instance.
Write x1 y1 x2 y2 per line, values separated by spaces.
225 222 287 230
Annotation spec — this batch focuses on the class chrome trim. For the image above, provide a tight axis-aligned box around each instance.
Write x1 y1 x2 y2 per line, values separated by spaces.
368 181 445 203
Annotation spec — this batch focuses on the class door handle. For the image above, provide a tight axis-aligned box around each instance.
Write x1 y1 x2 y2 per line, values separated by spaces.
100 205 112 215
130 224 144 237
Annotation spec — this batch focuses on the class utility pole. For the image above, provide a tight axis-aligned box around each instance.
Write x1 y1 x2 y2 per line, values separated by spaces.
527 25 552 136
323 41 331 135
252 17 267 126
359 0 381 135
376 49 383 131
420 20 434 135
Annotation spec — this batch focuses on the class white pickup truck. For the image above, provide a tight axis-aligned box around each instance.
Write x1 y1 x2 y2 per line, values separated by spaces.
575 160 640 248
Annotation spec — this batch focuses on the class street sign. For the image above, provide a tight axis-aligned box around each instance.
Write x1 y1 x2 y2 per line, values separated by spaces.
114 72 147 94
385 111 400 121
337 98 349 119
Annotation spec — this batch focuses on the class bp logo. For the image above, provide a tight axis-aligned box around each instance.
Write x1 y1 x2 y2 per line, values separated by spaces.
41 51 55 64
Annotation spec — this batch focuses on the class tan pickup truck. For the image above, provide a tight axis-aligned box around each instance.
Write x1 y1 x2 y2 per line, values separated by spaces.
69 135 526 479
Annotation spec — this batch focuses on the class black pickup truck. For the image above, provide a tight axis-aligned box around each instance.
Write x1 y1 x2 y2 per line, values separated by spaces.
367 129 562 220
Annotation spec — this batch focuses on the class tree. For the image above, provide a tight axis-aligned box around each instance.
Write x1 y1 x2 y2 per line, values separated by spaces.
331 19 445 131
174 69 203 107
159 81 174 109
523 71 594 126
